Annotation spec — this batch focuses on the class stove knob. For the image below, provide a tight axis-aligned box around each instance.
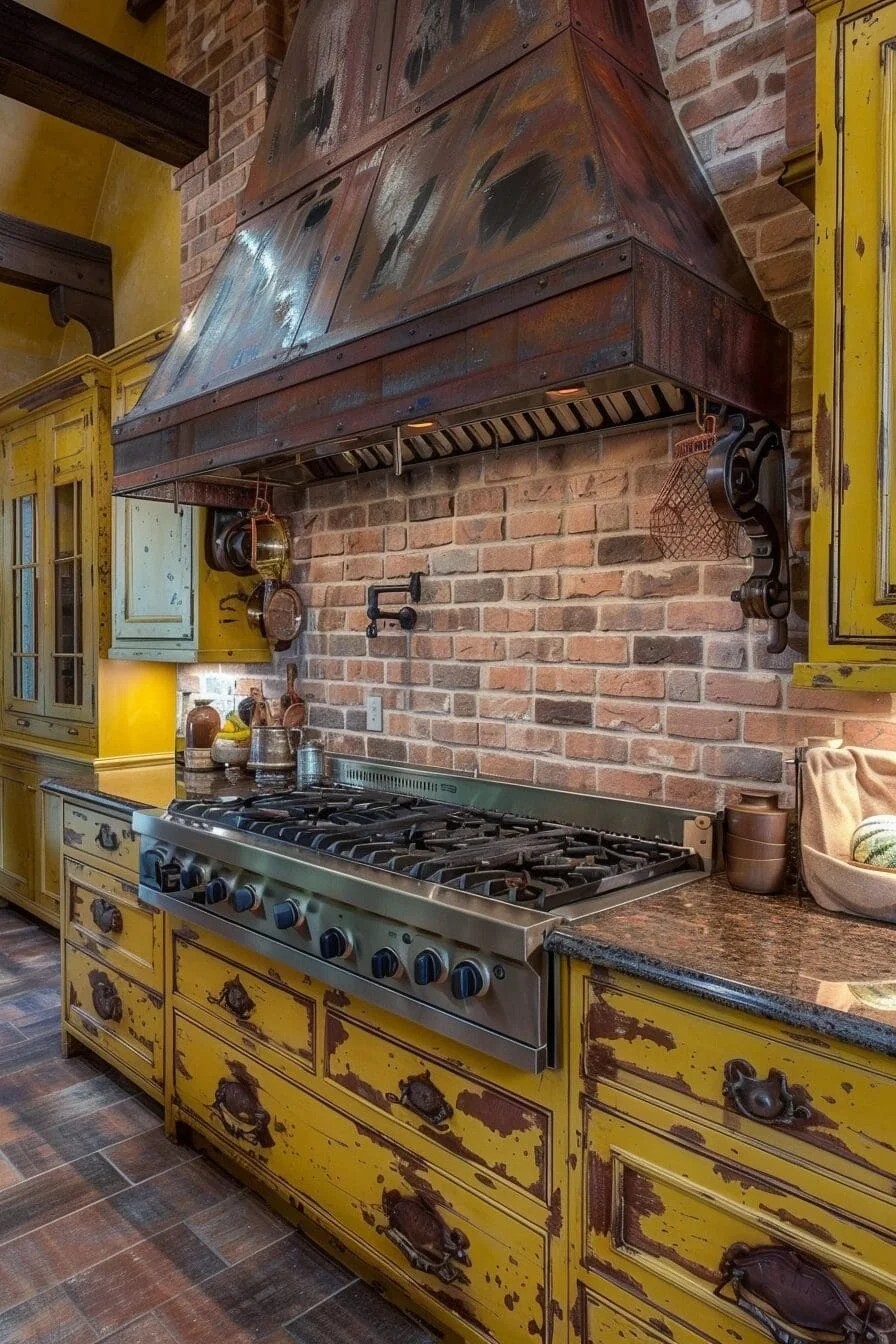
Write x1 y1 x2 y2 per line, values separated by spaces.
154 858 182 894
451 960 488 1000
180 864 206 891
319 927 351 960
272 899 305 931
204 877 230 904
232 885 261 913
413 949 445 987
371 948 401 980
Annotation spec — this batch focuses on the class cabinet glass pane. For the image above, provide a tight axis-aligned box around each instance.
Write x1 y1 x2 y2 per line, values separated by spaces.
52 481 83 707
12 494 39 702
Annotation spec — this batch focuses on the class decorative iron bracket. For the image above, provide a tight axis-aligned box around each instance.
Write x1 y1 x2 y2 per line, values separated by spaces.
706 414 791 655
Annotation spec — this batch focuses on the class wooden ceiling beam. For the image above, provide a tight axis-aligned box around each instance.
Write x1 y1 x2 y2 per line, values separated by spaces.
127 0 166 21
0 0 209 168
0 211 115 354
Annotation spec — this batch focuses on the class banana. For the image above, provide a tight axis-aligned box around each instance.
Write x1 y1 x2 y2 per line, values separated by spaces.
216 710 251 743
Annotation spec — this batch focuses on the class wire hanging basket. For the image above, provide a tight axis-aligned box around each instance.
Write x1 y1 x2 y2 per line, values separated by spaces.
649 414 741 561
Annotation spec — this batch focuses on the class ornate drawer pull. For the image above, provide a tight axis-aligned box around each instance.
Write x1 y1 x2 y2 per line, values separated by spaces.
207 975 255 1021
87 968 122 1022
89 898 123 935
96 824 120 852
723 1059 811 1126
211 1061 273 1148
15 718 30 728
378 1190 471 1284
393 1071 453 1126
717 1243 896 1344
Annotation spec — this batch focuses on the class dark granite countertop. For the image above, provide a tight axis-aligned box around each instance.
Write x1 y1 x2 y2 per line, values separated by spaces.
41 764 280 816
547 874 896 1058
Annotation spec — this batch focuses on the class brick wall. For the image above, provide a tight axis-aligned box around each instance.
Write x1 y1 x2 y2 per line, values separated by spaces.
173 1 896 809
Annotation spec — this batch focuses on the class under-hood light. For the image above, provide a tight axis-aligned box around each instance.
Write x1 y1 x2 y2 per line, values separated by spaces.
405 419 438 431
546 386 585 400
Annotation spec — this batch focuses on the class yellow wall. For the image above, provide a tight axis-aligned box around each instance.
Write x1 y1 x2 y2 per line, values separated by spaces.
0 2 180 387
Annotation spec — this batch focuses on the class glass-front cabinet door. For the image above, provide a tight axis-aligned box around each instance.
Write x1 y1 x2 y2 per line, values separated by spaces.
2 417 43 728
46 464 94 723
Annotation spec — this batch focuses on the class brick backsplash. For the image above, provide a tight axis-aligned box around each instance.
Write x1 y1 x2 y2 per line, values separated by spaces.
173 2 896 811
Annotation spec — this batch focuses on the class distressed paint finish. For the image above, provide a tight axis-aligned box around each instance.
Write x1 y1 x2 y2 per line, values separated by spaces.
165 916 569 1344
570 964 896 1343
66 856 161 988
62 800 139 876
800 0 896 687
65 943 164 1095
171 1009 550 1344
114 0 789 496
324 1007 551 1200
172 927 316 1075
582 969 896 1201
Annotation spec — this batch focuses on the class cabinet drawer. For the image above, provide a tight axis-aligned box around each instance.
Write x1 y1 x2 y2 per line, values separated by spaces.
65 857 161 988
581 1082 896 1344
63 800 137 874
172 1011 551 1344
171 924 315 1075
577 1279 711 1344
583 969 896 1200
65 942 162 1091
324 1008 550 1202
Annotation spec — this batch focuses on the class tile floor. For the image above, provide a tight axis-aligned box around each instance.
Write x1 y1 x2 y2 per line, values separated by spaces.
0 904 437 1343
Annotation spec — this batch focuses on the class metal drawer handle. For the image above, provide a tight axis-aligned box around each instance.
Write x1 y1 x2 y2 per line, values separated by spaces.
96 824 120 852
211 1062 274 1148
723 1059 811 1126
378 1190 471 1284
67 728 79 736
717 1243 896 1344
207 975 255 1021
392 1071 454 1127
89 897 123 935
87 968 122 1023
15 718 30 728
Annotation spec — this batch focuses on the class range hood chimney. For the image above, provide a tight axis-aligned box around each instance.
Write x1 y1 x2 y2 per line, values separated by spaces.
113 0 789 501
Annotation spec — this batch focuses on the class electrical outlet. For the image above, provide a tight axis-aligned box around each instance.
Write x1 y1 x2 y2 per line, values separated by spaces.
366 694 383 732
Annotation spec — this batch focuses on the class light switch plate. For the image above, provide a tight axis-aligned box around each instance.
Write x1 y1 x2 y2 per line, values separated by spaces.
365 694 383 732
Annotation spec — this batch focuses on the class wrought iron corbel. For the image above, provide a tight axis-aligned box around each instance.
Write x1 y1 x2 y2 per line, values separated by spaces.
706 413 791 655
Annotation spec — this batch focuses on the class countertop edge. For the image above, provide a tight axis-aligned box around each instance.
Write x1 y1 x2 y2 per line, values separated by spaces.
40 777 150 817
545 927 896 1060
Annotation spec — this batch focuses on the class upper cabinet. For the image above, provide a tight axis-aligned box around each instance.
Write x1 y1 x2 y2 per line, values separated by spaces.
799 0 896 690
107 329 270 665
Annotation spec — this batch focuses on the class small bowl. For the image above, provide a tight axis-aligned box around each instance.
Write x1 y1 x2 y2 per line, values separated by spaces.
211 736 251 768
726 854 789 894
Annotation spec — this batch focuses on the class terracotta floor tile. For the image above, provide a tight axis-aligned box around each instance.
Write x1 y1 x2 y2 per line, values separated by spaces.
186 1190 293 1265
102 1125 193 1185
0 1072 135 1147
0 1284 98 1344
101 1314 180 1344
285 1281 437 1343
3 1095 162 1180
108 1157 239 1238
154 1233 353 1344
0 1152 128 1247
0 1151 22 1191
65 1222 226 1335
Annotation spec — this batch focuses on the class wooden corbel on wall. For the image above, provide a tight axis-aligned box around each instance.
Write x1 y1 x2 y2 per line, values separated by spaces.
0 211 115 355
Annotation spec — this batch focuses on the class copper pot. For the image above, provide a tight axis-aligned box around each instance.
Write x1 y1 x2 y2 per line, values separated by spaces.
726 853 789 895
725 790 789 844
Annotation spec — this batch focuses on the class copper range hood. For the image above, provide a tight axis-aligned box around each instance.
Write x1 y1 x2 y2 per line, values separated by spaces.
112 0 790 504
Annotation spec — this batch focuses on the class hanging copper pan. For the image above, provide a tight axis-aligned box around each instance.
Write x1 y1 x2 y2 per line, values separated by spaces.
247 580 304 650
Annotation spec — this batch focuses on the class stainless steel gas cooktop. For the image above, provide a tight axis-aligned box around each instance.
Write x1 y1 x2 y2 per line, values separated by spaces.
134 757 715 1071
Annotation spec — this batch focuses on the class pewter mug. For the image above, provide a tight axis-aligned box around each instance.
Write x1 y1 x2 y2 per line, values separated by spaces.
296 740 326 788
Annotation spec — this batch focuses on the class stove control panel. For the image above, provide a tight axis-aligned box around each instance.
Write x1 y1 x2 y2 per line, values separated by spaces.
139 839 544 1057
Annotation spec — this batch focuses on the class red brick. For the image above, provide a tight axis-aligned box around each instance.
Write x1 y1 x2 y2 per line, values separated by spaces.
667 600 745 631
567 635 629 665
485 665 533 692
597 767 664 800
455 517 504 545
566 732 629 764
478 752 535 783
595 701 663 733
598 669 665 699
482 544 533 572
536 667 597 694
630 738 699 771
743 712 840 745
667 707 739 740
705 672 781 707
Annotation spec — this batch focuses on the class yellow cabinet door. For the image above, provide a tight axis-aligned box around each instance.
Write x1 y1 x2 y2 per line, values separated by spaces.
0 765 38 903
803 0 896 682
2 468 43 724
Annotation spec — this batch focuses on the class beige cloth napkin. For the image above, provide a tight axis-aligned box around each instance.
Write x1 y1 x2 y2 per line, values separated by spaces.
801 746 896 922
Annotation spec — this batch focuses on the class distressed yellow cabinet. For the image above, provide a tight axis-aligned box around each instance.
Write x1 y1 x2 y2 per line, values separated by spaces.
798 0 896 690
107 327 270 664
55 788 165 1102
166 917 569 1344
570 965 896 1343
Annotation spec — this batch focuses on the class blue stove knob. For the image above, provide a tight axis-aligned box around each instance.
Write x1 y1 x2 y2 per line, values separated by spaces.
413 949 443 986
371 948 400 980
272 899 303 930
204 877 229 904
232 885 259 913
180 864 205 891
319 927 349 960
451 961 485 1000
